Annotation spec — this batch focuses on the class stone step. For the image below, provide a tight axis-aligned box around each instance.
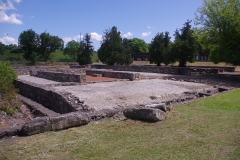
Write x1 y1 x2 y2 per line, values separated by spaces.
17 95 60 117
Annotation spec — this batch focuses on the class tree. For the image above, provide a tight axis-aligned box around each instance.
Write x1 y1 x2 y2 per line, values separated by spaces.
149 32 171 66
195 0 240 65
19 29 39 65
0 42 5 55
98 26 133 65
121 38 133 65
77 33 94 65
63 40 79 61
172 20 198 67
128 38 149 53
39 32 63 62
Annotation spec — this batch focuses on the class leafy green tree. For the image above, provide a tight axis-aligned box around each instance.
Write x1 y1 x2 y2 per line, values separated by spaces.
19 29 39 65
120 38 133 65
128 38 149 53
77 33 94 65
172 20 198 67
63 40 79 61
0 42 5 55
98 26 133 65
149 32 171 66
195 0 240 65
39 32 64 62
163 41 175 65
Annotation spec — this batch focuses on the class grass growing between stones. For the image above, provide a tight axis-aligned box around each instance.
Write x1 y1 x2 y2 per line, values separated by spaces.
1 89 240 160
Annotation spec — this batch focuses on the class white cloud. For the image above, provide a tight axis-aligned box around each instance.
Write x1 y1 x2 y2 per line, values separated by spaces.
0 0 22 24
90 32 102 41
122 32 133 38
0 35 17 45
30 16 34 19
63 32 102 45
141 32 151 37
62 34 84 45
13 0 21 3
0 11 22 24
147 26 155 29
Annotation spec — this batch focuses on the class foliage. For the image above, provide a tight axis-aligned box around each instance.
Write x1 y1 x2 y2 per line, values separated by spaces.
149 32 171 66
77 33 94 65
195 0 240 65
0 62 19 115
98 26 133 65
63 40 79 61
172 20 198 67
0 42 5 55
39 32 64 62
128 38 149 53
19 29 39 65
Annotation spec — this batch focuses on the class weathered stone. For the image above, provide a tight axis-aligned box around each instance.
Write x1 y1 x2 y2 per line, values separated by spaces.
145 103 169 112
218 86 231 92
198 92 211 97
86 69 140 81
50 113 90 131
21 117 52 136
15 79 82 114
30 70 86 83
0 125 22 138
123 108 166 122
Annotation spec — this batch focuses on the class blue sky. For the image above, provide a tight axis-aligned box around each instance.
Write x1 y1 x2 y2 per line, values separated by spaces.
1 0 203 50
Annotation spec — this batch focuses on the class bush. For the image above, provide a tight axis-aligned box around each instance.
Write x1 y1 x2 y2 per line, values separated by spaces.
0 62 20 115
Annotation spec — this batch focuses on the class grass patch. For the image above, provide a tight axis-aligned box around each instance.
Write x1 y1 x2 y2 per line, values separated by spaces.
1 89 240 159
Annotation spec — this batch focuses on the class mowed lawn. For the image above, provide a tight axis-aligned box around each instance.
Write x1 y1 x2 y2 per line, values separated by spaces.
1 89 240 160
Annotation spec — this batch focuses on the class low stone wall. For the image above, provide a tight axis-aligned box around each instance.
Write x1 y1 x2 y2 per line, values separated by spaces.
190 66 235 72
70 64 231 75
30 70 86 83
15 79 87 114
86 69 140 81
14 66 86 75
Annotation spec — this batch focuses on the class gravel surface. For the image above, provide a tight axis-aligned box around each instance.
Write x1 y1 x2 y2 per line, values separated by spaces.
54 79 212 111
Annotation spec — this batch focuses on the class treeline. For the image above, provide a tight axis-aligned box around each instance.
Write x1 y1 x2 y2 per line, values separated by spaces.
1 0 239 66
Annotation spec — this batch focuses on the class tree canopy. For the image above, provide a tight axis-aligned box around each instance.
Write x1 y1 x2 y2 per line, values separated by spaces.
128 38 149 53
19 29 39 65
149 32 171 66
77 33 94 65
171 20 198 67
39 32 63 62
195 0 240 65
0 42 5 55
98 26 132 65
63 40 79 61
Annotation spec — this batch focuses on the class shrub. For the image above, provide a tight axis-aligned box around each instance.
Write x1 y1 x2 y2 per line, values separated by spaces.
0 62 20 115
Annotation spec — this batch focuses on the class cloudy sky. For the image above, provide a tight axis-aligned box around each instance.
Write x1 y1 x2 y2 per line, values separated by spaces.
1 0 203 49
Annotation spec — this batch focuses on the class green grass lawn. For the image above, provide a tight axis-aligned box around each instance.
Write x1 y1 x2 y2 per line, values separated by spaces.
1 89 240 160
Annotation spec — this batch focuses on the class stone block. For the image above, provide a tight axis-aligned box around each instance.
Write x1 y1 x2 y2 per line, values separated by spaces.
20 117 52 136
123 108 166 122
51 113 90 131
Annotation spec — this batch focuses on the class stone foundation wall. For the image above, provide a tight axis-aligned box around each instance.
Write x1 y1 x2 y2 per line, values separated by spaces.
189 66 235 72
86 69 140 81
70 64 235 75
15 79 85 114
30 70 86 83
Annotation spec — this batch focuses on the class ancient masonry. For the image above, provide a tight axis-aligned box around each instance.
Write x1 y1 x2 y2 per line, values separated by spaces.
0 65 235 138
